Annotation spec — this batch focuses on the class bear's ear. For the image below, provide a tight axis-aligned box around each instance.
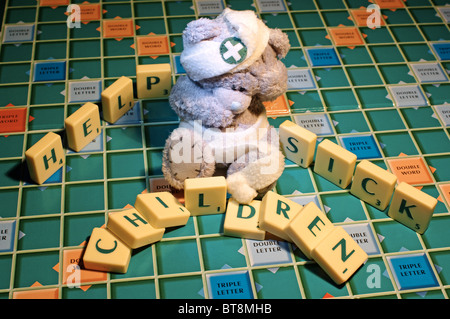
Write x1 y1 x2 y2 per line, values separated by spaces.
268 28 290 59
182 18 222 44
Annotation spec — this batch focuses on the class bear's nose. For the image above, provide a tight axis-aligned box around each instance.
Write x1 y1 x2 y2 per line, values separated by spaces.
230 101 245 114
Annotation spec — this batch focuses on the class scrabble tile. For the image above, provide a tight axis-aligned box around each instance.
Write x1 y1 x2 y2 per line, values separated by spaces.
107 207 165 249
136 64 172 99
350 160 397 211
135 191 190 228
13 288 59 299
101 76 134 124
259 191 303 241
184 176 227 216
314 139 357 189
64 102 101 152
387 182 437 234
82 227 131 274
285 202 335 259
279 120 317 168
25 132 65 185
223 198 265 240
310 226 368 285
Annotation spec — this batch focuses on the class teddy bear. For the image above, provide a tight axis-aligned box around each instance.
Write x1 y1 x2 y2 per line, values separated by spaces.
161 8 290 204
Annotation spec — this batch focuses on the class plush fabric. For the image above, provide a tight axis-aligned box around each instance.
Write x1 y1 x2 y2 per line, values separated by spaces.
162 8 290 204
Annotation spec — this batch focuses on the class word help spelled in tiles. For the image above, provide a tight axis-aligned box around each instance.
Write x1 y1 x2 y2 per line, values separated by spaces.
101 76 134 124
25 132 65 185
136 64 172 99
64 102 101 152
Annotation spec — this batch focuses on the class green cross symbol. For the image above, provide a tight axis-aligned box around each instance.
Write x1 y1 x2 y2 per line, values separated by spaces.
220 37 247 64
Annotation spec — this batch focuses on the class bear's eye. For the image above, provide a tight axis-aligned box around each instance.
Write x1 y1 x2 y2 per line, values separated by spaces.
231 85 246 92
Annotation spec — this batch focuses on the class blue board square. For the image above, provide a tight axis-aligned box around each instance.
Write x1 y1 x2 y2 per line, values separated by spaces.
340 135 382 159
306 48 340 67
207 271 253 299
34 62 66 82
432 43 450 61
388 253 439 290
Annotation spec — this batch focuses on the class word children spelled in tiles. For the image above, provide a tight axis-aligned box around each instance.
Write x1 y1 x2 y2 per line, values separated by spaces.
134 191 190 228
311 226 368 285
224 198 266 240
285 202 334 260
107 207 165 249
184 176 227 215
83 227 132 274
259 191 303 242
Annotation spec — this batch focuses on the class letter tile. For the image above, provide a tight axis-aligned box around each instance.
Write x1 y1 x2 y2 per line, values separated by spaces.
350 160 397 211
82 227 132 274
311 226 368 285
387 182 437 234
64 102 101 152
314 139 357 189
285 202 335 259
224 198 265 240
136 64 172 99
184 176 227 216
107 207 165 249
279 120 317 168
259 191 303 241
25 132 65 185
101 76 134 124
134 191 190 228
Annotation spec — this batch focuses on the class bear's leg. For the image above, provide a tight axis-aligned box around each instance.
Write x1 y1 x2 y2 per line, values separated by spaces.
226 149 285 204
162 128 215 189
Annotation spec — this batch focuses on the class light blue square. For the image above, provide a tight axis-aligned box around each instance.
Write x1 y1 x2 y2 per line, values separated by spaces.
174 55 186 74
388 253 439 290
432 43 450 61
246 239 292 266
287 69 316 90
34 61 66 82
207 271 253 299
306 48 341 67
340 134 382 159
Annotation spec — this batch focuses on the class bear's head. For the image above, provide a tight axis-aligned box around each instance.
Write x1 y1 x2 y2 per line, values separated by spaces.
169 8 290 129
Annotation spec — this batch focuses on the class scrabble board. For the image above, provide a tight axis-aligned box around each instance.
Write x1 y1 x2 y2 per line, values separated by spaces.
1 0 450 300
